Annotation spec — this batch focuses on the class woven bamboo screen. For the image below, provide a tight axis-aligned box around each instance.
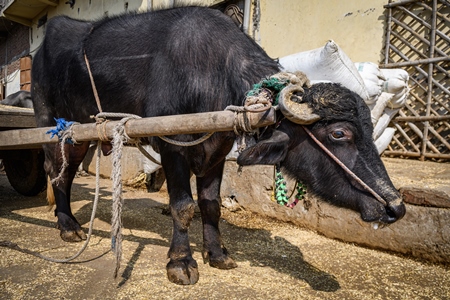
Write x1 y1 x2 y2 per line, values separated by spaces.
381 0 450 161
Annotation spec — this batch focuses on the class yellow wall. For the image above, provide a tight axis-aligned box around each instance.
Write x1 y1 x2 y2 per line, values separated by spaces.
258 0 388 63
29 0 388 64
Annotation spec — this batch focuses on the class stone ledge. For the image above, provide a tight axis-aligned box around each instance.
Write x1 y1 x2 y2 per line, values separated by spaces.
220 160 450 264
400 187 450 208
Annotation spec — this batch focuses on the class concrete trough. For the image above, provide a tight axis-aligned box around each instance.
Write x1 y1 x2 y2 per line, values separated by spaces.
220 158 450 264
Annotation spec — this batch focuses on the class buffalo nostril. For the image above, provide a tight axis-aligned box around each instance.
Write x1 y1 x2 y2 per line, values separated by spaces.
387 199 406 221
385 206 397 219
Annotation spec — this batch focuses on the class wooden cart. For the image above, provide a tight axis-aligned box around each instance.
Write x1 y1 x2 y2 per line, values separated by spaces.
0 104 46 196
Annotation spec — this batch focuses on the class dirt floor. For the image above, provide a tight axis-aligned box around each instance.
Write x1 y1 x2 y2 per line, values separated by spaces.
0 169 449 300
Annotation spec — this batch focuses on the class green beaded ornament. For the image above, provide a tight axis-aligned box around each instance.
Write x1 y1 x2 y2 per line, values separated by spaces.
273 165 307 208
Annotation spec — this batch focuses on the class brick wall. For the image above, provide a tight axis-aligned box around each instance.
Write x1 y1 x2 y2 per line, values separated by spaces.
0 22 29 98
0 22 29 68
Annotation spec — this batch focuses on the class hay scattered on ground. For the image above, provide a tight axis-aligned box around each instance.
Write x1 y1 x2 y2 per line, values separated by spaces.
1 168 449 300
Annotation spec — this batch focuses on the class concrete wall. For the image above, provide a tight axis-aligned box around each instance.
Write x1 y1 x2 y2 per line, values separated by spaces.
258 0 388 63
29 0 389 65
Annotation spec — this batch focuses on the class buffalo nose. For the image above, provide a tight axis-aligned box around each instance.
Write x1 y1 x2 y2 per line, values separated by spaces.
386 198 406 222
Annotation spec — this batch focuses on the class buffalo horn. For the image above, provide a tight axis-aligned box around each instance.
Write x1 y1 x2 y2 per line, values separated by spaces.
278 84 321 125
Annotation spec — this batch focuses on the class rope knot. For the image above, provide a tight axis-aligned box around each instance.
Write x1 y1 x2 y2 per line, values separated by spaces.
46 118 79 185
93 116 110 142
226 71 310 154
46 118 77 144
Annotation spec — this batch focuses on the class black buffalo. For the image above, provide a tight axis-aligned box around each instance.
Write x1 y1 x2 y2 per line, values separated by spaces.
1 90 33 108
31 6 405 285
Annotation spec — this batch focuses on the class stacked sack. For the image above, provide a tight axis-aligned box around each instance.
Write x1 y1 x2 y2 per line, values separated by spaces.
355 63 410 153
279 40 410 154
279 40 369 102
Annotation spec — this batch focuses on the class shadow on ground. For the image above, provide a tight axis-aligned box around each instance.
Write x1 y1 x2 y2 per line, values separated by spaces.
0 174 340 292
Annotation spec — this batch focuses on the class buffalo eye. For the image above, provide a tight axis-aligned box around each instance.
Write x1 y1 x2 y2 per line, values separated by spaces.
330 130 346 140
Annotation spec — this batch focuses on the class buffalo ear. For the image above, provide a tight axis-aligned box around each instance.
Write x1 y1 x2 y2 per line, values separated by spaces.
237 130 290 166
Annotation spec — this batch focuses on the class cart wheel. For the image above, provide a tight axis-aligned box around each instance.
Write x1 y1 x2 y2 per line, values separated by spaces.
3 149 47 196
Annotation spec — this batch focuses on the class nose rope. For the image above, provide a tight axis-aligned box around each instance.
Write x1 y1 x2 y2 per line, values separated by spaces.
301 126 388 207
84 51 103 113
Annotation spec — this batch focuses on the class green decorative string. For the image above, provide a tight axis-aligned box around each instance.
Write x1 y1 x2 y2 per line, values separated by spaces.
273 165 307 208
274 165 289 205
246 77 289 105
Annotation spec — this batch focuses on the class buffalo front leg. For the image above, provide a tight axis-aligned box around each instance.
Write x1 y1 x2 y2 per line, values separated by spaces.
44 141 90 242
197 160 237 270
163 152 199 285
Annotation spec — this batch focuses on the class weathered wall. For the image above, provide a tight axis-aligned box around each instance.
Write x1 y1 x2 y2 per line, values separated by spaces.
28 0 389 64
0 22 28 68
30 0 146 54
258 0 388 63
0 22 29 98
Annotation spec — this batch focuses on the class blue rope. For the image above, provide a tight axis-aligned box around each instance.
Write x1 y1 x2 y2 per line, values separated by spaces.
46 118 75 144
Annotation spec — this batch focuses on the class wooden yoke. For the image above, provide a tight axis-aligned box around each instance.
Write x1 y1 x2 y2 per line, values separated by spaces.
0 108 276 150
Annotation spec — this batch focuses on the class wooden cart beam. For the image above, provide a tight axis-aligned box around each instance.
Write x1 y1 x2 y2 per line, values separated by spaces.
0 105 36 129
0 109 276 150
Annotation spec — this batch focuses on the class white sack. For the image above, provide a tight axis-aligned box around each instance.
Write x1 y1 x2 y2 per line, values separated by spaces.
279 40 370 103
373 108 400 140
380 68 410 108
368 92 395 126
142 145 162 174
226 136 257 161
226 140 240 161
354 62 385 104
375 127 396 154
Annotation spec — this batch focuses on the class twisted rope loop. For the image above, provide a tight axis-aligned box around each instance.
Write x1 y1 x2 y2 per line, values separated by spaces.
109 114 140 278
46 119 78 185
226 71 310 153
93 112 148 277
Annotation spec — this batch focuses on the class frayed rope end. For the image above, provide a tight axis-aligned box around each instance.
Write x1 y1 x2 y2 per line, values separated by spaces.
46 118 75 144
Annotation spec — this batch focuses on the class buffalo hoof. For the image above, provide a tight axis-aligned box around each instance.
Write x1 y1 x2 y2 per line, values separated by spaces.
202 248 238 270
59 229 87 242
209 256 237 269
166 258 199 285
56 212 87 242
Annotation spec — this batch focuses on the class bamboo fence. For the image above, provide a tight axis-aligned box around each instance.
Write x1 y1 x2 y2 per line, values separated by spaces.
381 0 450 161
